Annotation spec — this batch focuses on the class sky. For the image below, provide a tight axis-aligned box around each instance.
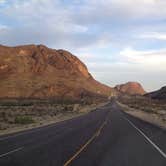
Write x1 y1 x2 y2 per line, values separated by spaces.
0 0 166 92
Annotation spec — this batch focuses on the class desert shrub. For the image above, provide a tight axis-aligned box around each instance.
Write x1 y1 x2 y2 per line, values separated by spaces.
141 108 154 113
14 116 34 124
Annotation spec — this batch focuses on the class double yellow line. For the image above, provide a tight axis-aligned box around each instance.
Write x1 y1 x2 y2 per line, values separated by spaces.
64 117 109 166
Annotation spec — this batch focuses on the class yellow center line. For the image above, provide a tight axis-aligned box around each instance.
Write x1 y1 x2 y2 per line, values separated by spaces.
63 117 109 166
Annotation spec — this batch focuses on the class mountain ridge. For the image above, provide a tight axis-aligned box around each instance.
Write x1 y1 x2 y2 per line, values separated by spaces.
0 44 112 100
145 86 166 100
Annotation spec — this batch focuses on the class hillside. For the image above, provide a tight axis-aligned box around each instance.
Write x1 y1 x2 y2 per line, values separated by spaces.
0 44 112 100
115 82 146 95
145 86 166 100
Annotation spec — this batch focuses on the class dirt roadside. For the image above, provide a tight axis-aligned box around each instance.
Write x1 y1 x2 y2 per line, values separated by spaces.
0 102 108 136
117 101 166 130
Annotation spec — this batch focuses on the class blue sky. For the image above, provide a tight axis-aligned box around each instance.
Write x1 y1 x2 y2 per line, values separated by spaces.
0 0 166 91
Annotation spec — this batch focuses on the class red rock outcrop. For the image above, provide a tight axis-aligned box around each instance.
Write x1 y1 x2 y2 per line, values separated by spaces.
0 44 112 100
115 82 146 95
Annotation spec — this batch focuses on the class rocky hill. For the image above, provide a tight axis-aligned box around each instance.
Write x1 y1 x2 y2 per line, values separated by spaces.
145 86 166 100
115 82 146 95
0 44 112 100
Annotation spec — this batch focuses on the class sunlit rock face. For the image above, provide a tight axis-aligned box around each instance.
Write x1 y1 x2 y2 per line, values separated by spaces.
0 44 112 99
115 82 146 95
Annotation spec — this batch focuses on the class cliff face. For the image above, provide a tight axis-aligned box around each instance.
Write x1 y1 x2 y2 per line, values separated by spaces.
0 44 112 99
145 86 166 100
115 82 146 95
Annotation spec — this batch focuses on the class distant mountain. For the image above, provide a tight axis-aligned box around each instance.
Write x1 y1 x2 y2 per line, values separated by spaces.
145 86 166 100
0 44 113 100
114 82 146 95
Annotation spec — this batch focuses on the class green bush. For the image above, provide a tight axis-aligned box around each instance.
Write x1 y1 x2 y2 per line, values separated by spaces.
14 116 34 124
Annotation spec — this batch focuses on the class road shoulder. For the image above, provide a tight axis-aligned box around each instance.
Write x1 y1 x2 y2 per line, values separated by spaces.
117 101 166 130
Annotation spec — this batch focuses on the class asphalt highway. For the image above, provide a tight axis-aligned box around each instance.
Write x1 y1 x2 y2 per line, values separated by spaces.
0 101 165 166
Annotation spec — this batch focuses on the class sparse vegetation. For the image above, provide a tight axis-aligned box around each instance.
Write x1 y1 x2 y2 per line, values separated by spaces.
15 116 34 124
118 95 166 128
0 98 106 135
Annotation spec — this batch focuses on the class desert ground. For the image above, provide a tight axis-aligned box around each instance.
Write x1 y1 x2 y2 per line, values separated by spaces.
0 98 107 136
118 95 166 129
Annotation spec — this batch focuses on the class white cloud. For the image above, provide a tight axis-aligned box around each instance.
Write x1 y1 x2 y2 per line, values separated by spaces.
1 0 166 49
0 0 93 49
0 24 8 29
139 32 166 40
0 0 6 4
119 47 166 71
85 46 166 91
80 0 166 22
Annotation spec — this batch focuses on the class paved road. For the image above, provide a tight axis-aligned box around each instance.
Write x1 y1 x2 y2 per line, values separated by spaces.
0 101 166 166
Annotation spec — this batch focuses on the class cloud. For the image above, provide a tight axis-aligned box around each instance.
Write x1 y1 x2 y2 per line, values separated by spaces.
0 0 166 91
0 24 8 30
119 47 166 70
83 46 166 91
0 0 166 51
74 0 166 25
0 0 112 51
0 0 6 4
139 32 166 40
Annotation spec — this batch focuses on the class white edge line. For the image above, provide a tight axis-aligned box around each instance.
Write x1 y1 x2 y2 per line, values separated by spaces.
124 117 166 159
0 147 23 158
0 132 37 141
